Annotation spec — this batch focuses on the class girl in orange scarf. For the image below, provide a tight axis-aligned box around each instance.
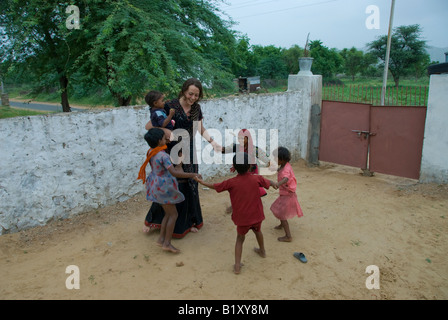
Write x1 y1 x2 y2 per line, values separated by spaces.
138 128 201 253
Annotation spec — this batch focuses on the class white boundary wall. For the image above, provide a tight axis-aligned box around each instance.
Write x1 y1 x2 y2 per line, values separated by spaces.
420 74 448 183
0 90 313 234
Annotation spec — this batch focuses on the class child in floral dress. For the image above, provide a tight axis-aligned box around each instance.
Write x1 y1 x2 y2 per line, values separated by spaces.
138 128 200 253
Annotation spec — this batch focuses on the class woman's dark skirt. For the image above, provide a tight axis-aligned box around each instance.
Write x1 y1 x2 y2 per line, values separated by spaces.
144 178 203 238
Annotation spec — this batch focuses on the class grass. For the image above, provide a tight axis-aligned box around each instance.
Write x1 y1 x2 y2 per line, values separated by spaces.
323 76 430 106
1 83 116 118
5 83 116 108
0 105 55 119
338 76 430 87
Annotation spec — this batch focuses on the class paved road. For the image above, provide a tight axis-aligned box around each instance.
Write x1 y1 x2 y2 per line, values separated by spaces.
8 100 85 112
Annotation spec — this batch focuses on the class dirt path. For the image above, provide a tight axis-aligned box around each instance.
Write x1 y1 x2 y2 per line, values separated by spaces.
1 161 447 300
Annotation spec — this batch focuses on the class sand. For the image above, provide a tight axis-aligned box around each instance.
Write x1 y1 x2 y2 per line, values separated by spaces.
1 160 447 300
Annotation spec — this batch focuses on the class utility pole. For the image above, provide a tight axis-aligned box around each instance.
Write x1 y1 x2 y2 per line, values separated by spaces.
0 71 4 95
381 0 396 106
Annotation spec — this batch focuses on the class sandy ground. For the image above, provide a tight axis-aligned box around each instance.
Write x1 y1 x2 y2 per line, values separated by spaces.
1 160 447 300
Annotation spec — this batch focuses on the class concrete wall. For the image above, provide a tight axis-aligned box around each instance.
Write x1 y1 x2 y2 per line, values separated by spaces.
420 74 448 183
0 107 149 234
0 88 315 234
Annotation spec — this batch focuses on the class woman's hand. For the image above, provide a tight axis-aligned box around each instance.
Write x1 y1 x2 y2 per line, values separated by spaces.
210 140 223 152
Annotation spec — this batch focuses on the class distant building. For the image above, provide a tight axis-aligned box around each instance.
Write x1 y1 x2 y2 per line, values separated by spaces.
235 76 261 93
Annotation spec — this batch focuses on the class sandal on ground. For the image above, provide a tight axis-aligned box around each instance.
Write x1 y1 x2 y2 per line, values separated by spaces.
293 252 307 263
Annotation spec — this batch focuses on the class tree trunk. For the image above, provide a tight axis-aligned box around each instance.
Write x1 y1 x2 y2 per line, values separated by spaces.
117 95 131 106
109 90 131 106
390 70 400 88
393 76 400 88
59 75 71 112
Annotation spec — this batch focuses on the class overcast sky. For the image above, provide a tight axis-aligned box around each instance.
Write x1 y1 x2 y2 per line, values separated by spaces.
218 0 448 50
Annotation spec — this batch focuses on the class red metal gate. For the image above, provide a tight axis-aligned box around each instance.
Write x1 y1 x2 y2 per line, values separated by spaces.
319 100 427 179
319 101 370 169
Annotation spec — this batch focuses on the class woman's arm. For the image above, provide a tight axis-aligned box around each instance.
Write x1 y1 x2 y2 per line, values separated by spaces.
221 143 237 154
199 119 223 152
255 146 270 165
167 166 201 180
145 120 153 131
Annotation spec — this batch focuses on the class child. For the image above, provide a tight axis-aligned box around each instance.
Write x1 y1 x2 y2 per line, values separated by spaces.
221 129 270 197
195 153 277 274
270 147 304 242
145 90 175 130
138 128 200 253
221 129 271 214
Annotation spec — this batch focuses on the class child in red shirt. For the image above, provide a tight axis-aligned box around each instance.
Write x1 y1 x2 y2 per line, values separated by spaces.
195 153 277 274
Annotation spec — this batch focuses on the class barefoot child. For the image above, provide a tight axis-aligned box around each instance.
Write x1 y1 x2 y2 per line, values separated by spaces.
270 147 304 242
138 128 200 253
195 153 277 274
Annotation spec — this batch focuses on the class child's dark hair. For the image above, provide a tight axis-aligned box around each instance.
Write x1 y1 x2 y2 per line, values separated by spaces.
145 90 163 108
275 147 291 162
144 128 165 148
232 152 250 174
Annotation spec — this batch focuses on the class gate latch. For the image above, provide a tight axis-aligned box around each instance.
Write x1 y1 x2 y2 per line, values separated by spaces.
351 130 376 139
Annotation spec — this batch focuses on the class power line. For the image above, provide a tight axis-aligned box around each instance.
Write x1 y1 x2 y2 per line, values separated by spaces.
232 0 340 20
225 0 287 11
225 0 260 7
223 0 264 9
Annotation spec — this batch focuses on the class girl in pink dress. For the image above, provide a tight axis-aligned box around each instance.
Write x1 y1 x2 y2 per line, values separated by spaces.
270 147 303 242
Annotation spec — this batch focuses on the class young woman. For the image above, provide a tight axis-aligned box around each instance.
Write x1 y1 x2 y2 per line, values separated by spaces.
144 78 221 238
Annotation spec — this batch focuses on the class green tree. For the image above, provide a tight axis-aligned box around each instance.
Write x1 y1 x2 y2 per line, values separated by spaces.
252 45 287 79
339 47 378 80
359 52 380 77
76 0 241 105
309 40 343 79
282 45 303 74
75 0 178 106
367 24 429 87
230 35 257 78
0 0 88 112
340 47 363 81
1 0 241 108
